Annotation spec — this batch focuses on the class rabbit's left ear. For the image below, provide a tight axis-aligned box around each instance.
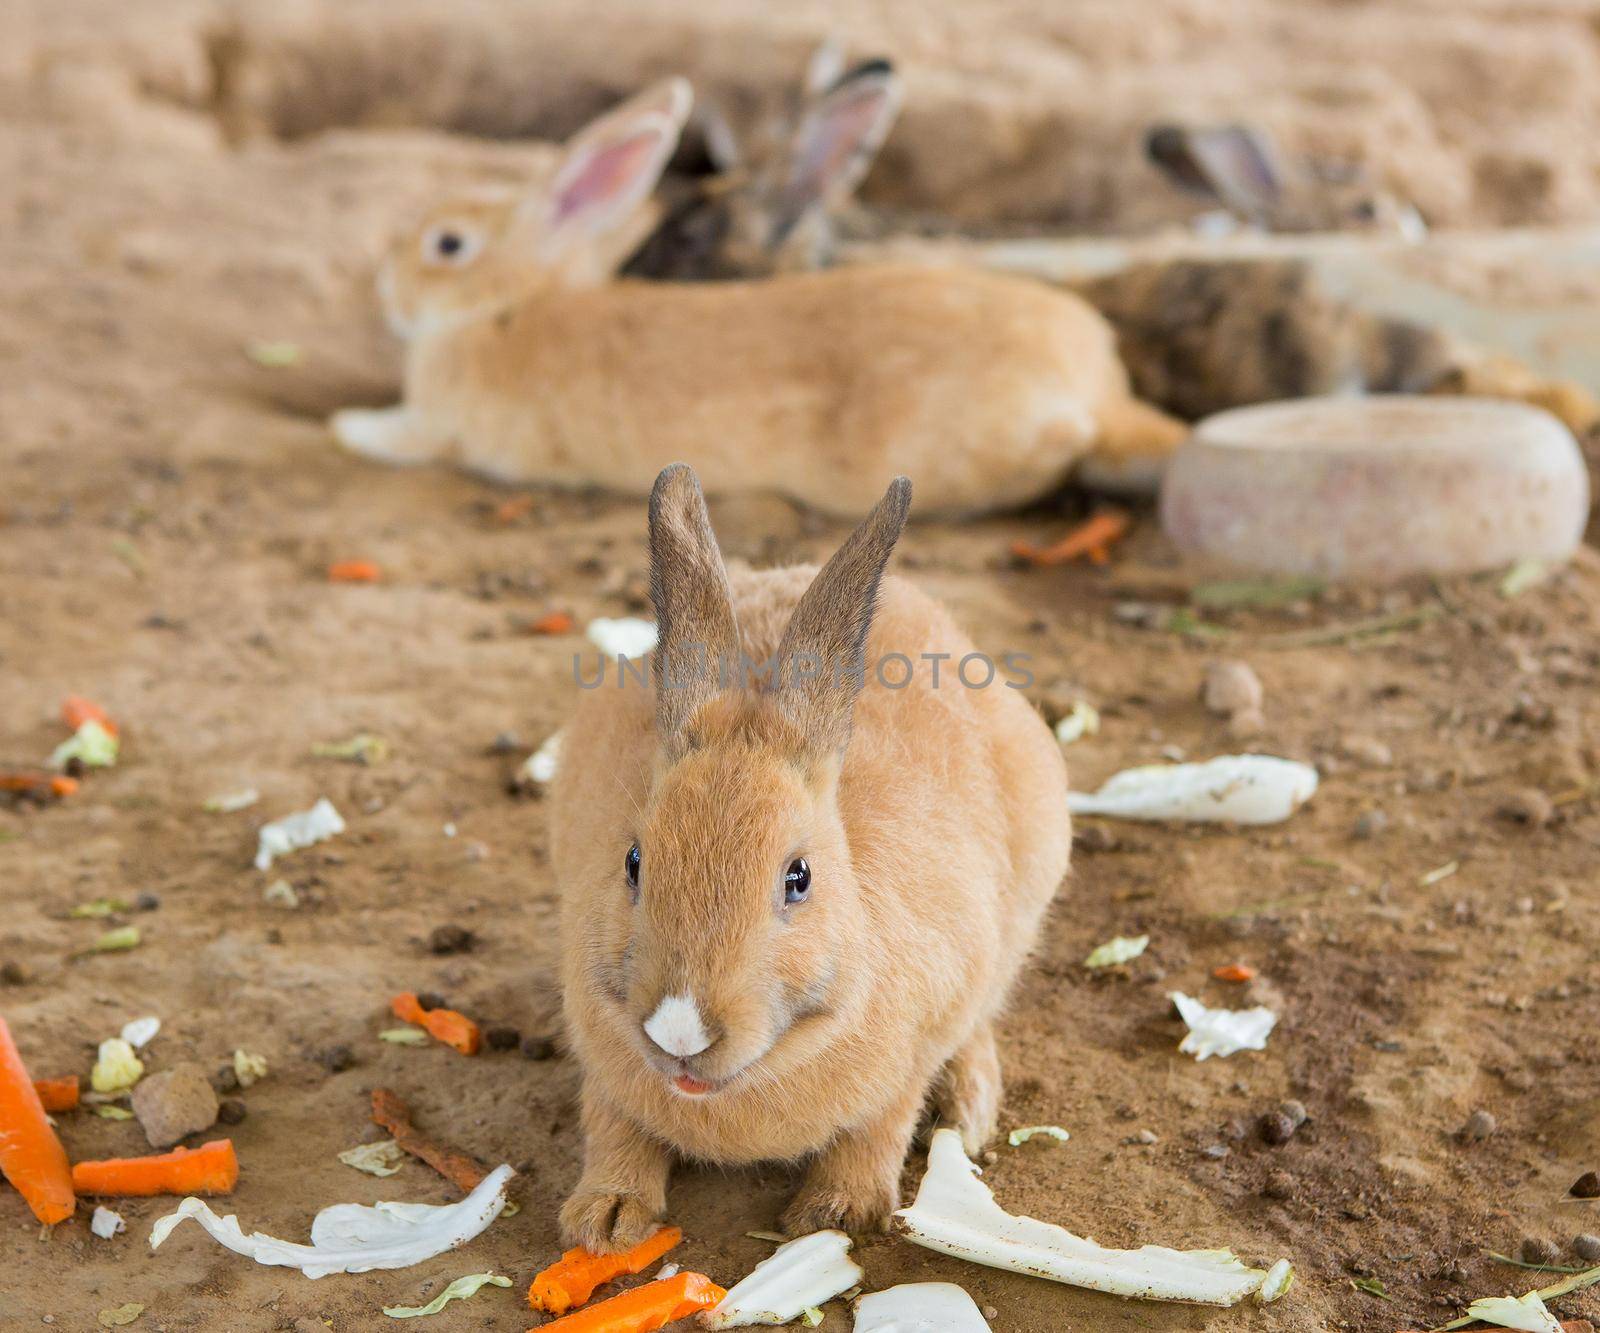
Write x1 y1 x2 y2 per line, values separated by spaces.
537 80 691 255
771 58 901 238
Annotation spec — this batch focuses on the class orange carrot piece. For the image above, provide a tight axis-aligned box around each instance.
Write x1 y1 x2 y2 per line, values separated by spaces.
1011 509 1132 567
32 1077 80 1113
0 769 75 799
371 1087 486 1193
530 1227 684 1314
328 559 382 584
1213 963 1257 983
390 992 481 1055
71 1139 238 1197
531 1272 725 1333
61 696 117 735
524 611 576 636
0 1016 77 1224
493 495 535 524
50 776 79 798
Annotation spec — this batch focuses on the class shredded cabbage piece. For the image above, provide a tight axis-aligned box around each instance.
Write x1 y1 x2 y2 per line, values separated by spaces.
1170 992 1277 1060
586 617 659 659
92 1039 144 1094
1084 935 1149 969
703 1230 863 1328
339 1140 407 1178
1007 1126 1070 1147
853 1282 991 1331
1068 755 1317 825
255 798 345 870
382 1271 510 1318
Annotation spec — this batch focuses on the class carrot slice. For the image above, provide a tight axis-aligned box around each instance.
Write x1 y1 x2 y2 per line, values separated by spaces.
531 1271 724 1333
71 1139 238 1197
493 495 535 524
523 611 576 636
530 1227 684 1314
0 1017 76 1224
1011 509 1132 567
0 769 76 799
62 696 118 735
32 1076 80 1113
1213 963 1258 983
390 992 481 1056
328 560 382 583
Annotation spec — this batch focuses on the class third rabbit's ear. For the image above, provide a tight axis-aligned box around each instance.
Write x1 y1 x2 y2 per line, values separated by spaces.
770 58 901 239
1146 123 1284 222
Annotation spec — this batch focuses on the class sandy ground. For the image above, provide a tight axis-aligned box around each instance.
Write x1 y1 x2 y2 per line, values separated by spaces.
4 2 1600 1331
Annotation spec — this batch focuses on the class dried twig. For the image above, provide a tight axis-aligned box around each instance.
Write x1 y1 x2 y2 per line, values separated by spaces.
370 1087 486 1193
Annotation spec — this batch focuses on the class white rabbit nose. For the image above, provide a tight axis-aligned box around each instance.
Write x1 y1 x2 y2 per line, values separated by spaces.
643 992 712 1057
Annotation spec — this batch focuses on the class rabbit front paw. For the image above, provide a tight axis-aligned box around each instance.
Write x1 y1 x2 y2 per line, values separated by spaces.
559 1186 665 1253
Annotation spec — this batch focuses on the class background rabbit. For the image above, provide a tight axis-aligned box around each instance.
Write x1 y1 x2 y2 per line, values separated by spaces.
622 43 902 281
550 465 1071 1248
331 81 1187 516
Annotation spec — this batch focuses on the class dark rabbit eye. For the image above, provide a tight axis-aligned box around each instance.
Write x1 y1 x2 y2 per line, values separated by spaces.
783 857 811 905
436 231 464 256
625 842 641 894
422 225 480 266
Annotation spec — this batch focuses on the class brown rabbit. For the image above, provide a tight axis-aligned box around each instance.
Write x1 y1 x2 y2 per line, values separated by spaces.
549 465 1071 1248
332 81 1186 515
623 45 902 281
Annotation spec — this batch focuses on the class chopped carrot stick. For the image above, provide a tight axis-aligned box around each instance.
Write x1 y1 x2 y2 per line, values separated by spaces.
390 992 481 1055
50 776 79 797
0 1017 76 1224
0 770 76 799
32 1077 80 1113
328 559 382 584
523 611 576 636
370 1087 486 1193
531 1272 725 1333
1011 509 1132 567
62 696 117 735
71 1139 238 1197
1213 963 1257 983
493 494 535 524
530 1227 684 1314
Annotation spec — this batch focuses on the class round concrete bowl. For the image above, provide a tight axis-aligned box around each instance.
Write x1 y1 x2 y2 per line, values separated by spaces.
1159 396 1590 580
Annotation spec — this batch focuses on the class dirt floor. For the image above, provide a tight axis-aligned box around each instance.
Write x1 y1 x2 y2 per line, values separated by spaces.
4 2 1600 1331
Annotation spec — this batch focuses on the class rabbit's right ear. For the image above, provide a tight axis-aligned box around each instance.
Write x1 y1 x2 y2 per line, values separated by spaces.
1146 123 1284 220
648 464 740 757
536 80 691 257
771 58 902 237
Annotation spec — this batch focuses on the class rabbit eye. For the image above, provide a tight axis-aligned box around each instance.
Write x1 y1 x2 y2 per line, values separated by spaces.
625 842 641 895
422 226 481 267
783 857 811 905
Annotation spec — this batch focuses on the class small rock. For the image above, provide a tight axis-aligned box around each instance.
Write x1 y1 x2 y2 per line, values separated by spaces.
1263 1170 1295 1200
1132 1129 1158 1145
1574 1233 1600 1261
982 1308 998 1322
486 1026 521 1052
131 1063 219 1149
520 1035 556 1061
134 893 161 912
211 1064 240 1094
1202 1143 1231 1159
1353 808 1389 840
1460 1109 1497 1141
1338 733 1393 768
1201 660 1264 717
1500 788 1555 827
1073 824 1119 854
319 1044 355 1074
1520 1237 1560 1265
0 960 32 986
416 991 449 1012
1259 1111 1299 1145
428 924 474 955
487 731 522 755
1226 706 1265 740
1280 1099 1308 1128
1571 1171 1600 1198
217 1098 247 1125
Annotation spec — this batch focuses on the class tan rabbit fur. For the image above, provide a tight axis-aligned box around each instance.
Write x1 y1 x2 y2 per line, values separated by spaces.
550 466 1071 1250
333 83 1185 517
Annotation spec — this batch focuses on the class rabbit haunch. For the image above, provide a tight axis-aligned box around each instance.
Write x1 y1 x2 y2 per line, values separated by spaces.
334 80 1184 516
550 466 1071 1250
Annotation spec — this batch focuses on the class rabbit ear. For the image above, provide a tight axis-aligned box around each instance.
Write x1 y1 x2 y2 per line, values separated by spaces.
803 38 848 97
1146 123 1284 220
770 57 901 239
537 81 691 256
774 477 912 758
648 464 741 756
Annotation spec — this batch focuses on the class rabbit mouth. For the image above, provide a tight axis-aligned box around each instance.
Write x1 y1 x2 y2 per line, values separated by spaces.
671 1072 719 1096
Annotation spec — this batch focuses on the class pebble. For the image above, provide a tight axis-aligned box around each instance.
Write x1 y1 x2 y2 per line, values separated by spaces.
486 1026 521 1052
1202 1144 1231 1159
212 1064 240 1094
428 925 475 956
1571 1171 1600 1198
520 1035 557 1061
1574 1234 1600 1261
1338 733 1394 768
982 1308 998 1322
1500 788 1555 827
319 1044 355 1073
131 1063 220 1149
217 1099 248 1125
1201 660 1264 717
1461 1109 1497 1141
0 960 32 986
416 991 449 1012
1073 824 1119 854
487 731 522 755
135 892 161 912
1263 1170 1295 1200
1520 1237 1560 1265
1259 1111 1299 1145
1132 1129 1158 1145
1353 809 1389 840
1281 1099 1308 1128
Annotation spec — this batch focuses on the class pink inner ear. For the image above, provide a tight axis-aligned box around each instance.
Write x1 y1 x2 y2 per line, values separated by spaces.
553 130 663 226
